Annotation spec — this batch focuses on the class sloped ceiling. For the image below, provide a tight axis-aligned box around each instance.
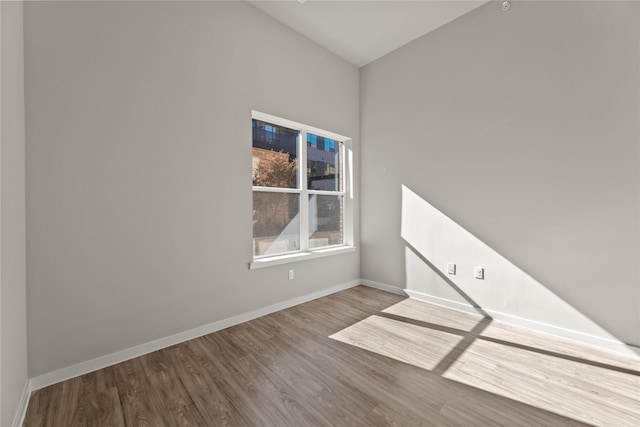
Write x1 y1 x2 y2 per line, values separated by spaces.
248 0 489 67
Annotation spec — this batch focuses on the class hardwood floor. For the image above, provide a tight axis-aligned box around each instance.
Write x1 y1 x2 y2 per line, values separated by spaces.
23 286 640 426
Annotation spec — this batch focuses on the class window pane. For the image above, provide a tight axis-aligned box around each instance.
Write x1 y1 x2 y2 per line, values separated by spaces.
253 192 300 256
307 133 341 191
309 195 343 248
252 119 299 189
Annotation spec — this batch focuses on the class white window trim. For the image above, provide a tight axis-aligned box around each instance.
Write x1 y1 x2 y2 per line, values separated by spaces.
249 245 357 270
249 110 355 269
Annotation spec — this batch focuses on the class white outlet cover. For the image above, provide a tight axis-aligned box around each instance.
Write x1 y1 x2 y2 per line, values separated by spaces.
474 267 484 280
447 263 456 275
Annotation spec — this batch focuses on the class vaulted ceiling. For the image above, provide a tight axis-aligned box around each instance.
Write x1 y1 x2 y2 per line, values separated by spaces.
247 0 489 67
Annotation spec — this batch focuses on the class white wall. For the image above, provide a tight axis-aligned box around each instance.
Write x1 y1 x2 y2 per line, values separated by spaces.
25 1 359 377
1 0 29 425
361 1 640 348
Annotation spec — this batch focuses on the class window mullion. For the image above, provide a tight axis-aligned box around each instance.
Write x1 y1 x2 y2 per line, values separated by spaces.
252 186 300 194
307 190 345 196
299 130 309 252
252 111 352 262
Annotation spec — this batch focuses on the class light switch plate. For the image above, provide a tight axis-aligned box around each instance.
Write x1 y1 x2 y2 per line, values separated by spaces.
474 267 484 280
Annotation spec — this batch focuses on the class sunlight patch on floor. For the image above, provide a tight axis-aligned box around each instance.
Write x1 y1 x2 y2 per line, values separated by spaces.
330 297 640 427
443 338 640 427
479 320 640 372
329 315 463 371
382 298 483 332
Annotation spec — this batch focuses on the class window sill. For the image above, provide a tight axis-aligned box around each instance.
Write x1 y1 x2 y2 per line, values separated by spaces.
249 246 357 270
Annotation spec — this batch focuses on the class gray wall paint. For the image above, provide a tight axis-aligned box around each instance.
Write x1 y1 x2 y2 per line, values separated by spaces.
22 0 639 380
361 1 640 347
1 0 28 425
25 1 359 377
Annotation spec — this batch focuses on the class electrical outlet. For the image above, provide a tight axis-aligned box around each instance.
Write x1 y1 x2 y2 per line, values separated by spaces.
288 269 295 280
474 267 484 280
447 263 456 275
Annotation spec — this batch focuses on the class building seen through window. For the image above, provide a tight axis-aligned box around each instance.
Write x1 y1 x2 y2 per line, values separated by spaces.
252 117 345 258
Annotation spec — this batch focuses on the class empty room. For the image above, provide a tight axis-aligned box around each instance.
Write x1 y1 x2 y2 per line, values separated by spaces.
1 0 639 426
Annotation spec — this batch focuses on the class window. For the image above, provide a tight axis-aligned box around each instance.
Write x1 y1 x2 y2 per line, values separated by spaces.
251 111 353 267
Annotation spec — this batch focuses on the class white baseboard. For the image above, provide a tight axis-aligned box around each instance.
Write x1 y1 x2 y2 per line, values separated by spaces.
29 279 640 393
405 288 640 357
11 379 31 427
405 290 482 315
30 280 361 391
360 279 407 296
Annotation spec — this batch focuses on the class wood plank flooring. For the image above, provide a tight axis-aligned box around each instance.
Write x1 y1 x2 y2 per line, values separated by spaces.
23 285 640 426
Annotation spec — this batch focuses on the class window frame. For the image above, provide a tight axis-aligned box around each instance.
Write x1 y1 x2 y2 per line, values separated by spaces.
250 110 355 269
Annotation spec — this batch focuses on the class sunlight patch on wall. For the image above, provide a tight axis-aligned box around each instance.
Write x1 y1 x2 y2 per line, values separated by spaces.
400 184 626 349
